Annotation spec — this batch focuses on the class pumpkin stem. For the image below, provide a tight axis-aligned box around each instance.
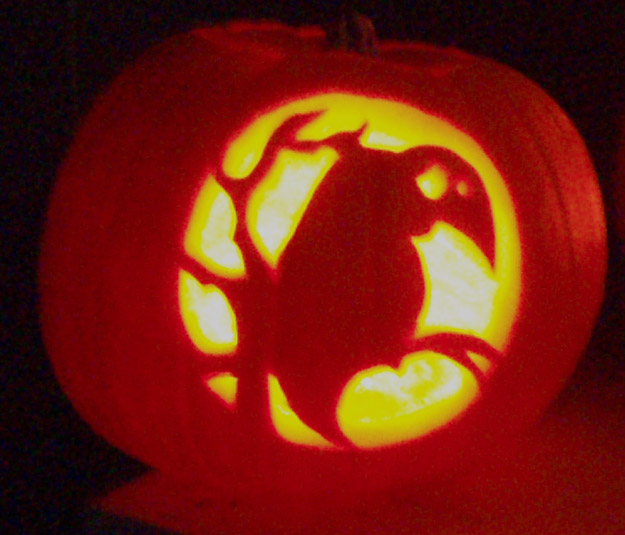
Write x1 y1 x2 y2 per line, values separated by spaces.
325 3 378 56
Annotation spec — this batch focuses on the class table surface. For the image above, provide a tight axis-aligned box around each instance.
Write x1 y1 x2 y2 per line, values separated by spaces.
88 353 625 535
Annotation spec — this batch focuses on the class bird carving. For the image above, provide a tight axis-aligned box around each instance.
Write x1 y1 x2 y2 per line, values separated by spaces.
181 106 506 448
226 112 501 445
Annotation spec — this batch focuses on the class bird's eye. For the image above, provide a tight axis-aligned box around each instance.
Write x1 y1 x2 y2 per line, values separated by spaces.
415 164 449 201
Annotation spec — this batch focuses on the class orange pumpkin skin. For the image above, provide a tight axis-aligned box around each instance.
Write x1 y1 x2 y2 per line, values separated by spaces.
39 22 606 497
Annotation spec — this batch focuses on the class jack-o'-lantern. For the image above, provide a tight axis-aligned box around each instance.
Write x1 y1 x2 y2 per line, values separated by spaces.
39 21 606 497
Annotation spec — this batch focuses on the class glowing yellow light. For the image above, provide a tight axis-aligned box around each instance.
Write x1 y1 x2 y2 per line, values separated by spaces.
359 130 413 152
467 351 493 374
222 94 520 354
416 164 449 200
336 351 479 449
247 147 338 269
456 180 469 196
178 270 238 354
295 107 365 142
223 95 364 179
184 177 245 279
204 372 238 408
412 222 499 342
268 374 337 449
209 92 523 449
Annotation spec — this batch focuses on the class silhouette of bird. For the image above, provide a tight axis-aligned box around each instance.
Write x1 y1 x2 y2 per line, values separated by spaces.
238 113 499 445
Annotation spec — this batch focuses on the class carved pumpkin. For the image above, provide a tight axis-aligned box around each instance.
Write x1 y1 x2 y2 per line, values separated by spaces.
39 22 606 496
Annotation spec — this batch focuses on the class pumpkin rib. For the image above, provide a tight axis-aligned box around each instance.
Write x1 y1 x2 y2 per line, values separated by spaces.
97 51 217 471
491 64 606 360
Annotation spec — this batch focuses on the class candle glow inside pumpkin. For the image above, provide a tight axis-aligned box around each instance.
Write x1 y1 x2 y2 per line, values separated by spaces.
178 93 521 449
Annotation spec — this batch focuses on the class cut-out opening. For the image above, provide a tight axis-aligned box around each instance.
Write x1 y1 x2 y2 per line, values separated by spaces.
179 270 238 355
246 147 338 269
416 164 449 200
268 374 338 449
183 178 246 279
204 372 238 408
336 351 480 449
179 92 522 450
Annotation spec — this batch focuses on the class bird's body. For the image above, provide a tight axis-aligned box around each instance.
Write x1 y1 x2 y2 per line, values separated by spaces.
258 125 496 443
217 111 499 444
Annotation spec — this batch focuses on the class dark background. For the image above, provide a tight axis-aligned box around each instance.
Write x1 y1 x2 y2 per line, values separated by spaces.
4 1 625 533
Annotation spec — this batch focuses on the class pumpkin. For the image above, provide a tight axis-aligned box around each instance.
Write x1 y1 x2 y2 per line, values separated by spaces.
39 21 606 497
